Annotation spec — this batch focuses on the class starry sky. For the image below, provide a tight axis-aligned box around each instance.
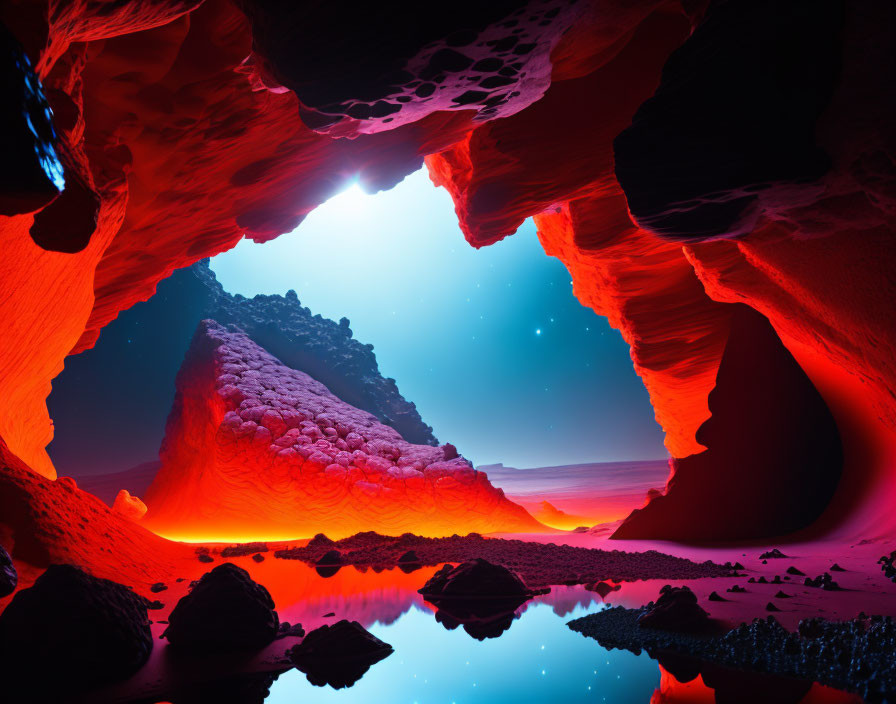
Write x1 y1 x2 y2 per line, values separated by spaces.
211 168 666 468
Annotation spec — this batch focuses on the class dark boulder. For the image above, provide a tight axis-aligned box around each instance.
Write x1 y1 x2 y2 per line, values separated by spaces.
0 564 152 693
637 585 710 632
288 620 393 689
585 581 621 599
419 558 540 601
163 563 278 652
0 544 16 597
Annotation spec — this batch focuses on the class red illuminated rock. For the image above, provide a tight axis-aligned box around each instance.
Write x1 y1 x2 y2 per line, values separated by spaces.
113 489 148 521
143 321 543 540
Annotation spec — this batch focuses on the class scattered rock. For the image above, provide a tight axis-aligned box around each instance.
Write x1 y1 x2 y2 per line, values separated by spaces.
775 591 792 599
275 531 732 587
0 564 152 693
804 573 841 591
830 563 845 572
0 545 16 597
277 621 305 638
252 553 265 563
288 620 393 689
759 549 788 559
727 585 747 593
221 542 269 558
150 582 168 593
708 591 726 602
786 566 805 576
766 602 781 612
323 612 335 617
198 554 214 564
163 563 279 652
637 586 710 632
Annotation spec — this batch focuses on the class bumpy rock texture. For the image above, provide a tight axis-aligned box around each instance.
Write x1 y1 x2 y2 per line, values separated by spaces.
0 439 196 587
143 321 541 539
0 0 893 544
0 564 152 695
163 563 279 651
274 531 732 588
49 260 436 480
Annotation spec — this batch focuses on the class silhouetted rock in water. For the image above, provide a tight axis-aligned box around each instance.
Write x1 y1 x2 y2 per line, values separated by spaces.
760 548 788 559
0 564 152 695
787 566 805 576
830 563 845 572
315 564 342 579
151 582 168 593
0 544 16 596
708 591 726 602
316 550 342 566
419 558 544 601
288 620 393 689
775 591 792 599
419 559 546 641
252 553 265 563
584 581 621 599
198 554 214 564
163 563 278 652
398 549 421 564
727 585 747 593
570 608 896 703
434 603 518 641
637 586 710 632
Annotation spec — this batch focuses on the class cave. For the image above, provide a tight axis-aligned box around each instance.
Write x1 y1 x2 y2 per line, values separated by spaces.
1 0 894 702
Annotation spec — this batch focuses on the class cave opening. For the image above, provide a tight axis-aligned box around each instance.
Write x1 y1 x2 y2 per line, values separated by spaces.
47 166 670 539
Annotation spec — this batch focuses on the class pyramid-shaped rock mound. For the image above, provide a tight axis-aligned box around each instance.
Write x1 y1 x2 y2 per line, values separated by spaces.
143 321 542 540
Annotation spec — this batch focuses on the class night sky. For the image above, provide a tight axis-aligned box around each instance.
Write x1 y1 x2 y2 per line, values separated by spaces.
212 169 665 468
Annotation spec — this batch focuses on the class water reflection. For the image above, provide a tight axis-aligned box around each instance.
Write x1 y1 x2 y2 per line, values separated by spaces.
69 560 866 703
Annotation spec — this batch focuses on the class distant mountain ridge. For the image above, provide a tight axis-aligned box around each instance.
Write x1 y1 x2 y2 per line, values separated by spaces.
481 460 670 527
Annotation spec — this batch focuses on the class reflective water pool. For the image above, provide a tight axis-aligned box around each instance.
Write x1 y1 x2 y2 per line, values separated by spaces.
269 598 661 703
